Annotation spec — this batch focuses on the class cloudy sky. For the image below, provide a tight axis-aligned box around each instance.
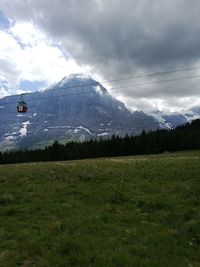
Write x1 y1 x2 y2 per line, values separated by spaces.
1 0 200 112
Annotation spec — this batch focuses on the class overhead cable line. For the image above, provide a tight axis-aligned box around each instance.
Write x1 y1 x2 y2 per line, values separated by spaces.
47 65 200 92
98 66 200 84
1 73 200 106
2 65 200 99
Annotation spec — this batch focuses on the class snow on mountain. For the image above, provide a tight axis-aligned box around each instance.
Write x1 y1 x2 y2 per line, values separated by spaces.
19 121 31 137
184 106 200 121
148 107 200 129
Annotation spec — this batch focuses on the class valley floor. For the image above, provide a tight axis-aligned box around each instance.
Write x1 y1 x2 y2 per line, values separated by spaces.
0 151 200 266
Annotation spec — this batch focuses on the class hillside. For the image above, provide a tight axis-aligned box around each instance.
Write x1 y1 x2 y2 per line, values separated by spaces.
0 151 200 266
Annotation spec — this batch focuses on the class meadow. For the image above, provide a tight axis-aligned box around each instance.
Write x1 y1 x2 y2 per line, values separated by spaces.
0 151 200 267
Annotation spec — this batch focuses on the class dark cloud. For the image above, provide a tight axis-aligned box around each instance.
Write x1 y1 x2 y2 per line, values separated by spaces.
1 0 200 110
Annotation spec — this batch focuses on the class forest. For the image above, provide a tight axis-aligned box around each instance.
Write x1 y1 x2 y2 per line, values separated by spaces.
1 119 200 164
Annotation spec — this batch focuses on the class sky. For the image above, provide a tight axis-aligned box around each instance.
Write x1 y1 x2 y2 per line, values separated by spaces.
0 0 200 112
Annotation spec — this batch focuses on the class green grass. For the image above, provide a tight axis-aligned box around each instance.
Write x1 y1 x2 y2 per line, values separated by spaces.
0 151 200 267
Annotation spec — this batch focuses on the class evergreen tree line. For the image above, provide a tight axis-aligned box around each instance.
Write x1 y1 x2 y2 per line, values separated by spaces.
1 119 200 164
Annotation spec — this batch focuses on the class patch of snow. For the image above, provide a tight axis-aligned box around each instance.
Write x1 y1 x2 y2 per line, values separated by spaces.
0 106 4 109
118 106 122 110
150 108 200 128
95 85 103 96
182 110 200 122
77 126 93 135
5 135 15 141
19 121 31 137
74 129 81 133
147 112 172 129
97 132 109 136
33 112 37 117
43 128 49 132
149 112 166 124
159 122 172 129
57 73 92 88
100 123 104 126
5 132 17 136
68 73 92 81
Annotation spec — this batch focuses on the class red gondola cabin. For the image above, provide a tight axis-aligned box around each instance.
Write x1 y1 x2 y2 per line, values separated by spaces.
17 101 28 113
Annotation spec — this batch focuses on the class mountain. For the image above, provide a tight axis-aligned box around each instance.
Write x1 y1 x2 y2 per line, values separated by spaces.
0 74 159 150
148 106 200 129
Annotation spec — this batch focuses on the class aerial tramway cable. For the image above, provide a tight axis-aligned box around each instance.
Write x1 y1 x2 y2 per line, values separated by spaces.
1 66 200 108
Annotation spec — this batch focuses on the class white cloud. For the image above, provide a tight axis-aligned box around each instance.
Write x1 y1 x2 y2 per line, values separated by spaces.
0 21 90 96
0 87 9 98
1 1 200 111
10 21 47 47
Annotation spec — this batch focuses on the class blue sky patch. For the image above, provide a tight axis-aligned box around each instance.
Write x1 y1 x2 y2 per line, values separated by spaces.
0 10 10 29
20 80 47 92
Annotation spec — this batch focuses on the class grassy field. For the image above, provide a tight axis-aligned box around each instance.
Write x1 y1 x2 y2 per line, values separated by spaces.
0 151 200 267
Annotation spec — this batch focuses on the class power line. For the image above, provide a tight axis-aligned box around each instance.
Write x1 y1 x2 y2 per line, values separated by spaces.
98 66 200 84
2 65 200 99
1 73 200 106
47 65 200 92
104 73 200 91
